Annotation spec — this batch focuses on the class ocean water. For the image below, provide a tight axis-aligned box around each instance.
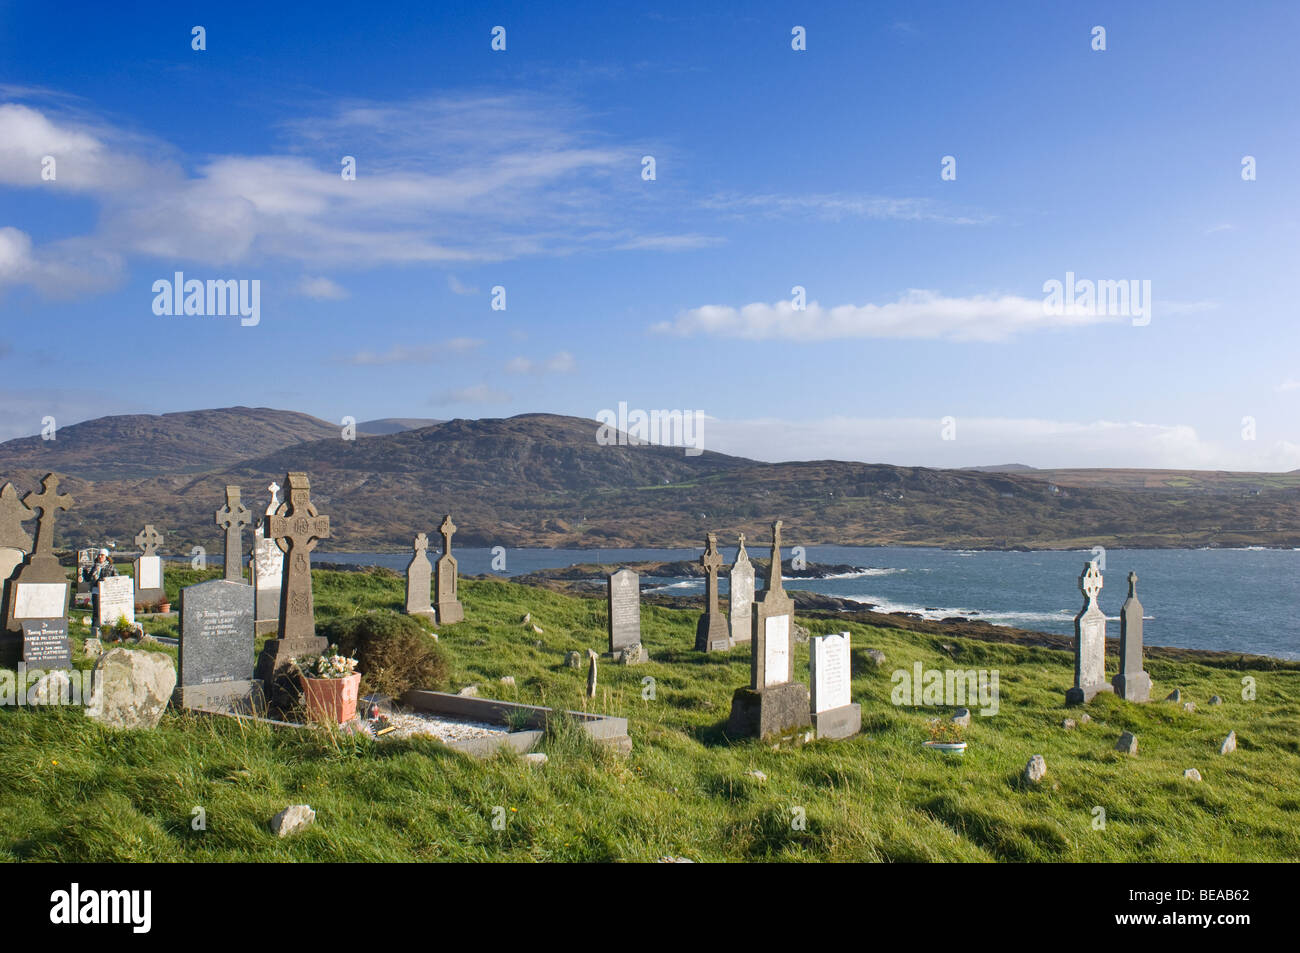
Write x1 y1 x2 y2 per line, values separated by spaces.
318 546 1300 660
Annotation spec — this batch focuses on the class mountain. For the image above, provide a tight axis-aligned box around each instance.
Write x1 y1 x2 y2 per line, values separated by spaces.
357 418 445 435
964 464 1038 473
0 407 342 480
2 410 1298 552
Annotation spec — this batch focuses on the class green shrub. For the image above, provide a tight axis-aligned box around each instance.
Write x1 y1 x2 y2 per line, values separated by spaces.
317 611 449 699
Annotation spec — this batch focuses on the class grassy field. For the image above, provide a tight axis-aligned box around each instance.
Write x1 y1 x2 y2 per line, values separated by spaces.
0 565 1296 862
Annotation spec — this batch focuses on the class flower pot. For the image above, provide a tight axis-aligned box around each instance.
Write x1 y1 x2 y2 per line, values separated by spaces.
922 741 968 755
157 603 171 613
301 673 361 724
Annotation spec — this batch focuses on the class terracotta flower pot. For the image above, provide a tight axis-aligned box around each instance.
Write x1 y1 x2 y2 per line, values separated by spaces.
301 673 361 724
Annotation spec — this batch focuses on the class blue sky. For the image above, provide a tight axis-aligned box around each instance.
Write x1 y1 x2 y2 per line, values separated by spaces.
1 1 1297 468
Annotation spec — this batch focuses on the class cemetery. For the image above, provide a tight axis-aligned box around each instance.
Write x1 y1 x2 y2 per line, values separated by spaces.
0 469 1297 863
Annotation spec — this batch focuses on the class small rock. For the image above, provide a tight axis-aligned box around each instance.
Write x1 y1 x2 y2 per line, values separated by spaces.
951 708 971 728
82 637 103 658
1115 731 1138 755
1183 768 1202 782
80 616 91 627
457 685 479 697
521 613 531 624
269 804 315 837
864 648 886 667
658 856 694 863
1024 754 1047 784
615 643 648 665
1219 731 1236 755
1165 688 1181 702
1079 713 1092 724
523 752 548 767
499 676 516 687
745 770 767 783
138 633 158 645
564 651 582 668
1208 695 1222 706
1183 702 1196 713
1062 718 1077 730
532 624 544 635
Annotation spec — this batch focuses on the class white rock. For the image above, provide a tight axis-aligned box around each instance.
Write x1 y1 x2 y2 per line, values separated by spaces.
523 752 548 767
864 649 886 667
1062 718 1077 730
270 804 315 837
1024 755 1047 783
457 685 479 697
1183 702 1196 713
745 770 767 783
500 676 516 687
1220 731 1237 755
951 708 971 728
82 637 103 658
1183 768 1202 782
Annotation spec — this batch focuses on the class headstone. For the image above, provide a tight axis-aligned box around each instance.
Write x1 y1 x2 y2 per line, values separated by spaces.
434 514 464 625
607 568 645 663
20 617 71 669
175 578 261 711
254 472 330 690
250 482 283 635
1112 571 1151 702
809 631 860 739
728 533 754 644
727 520 811 740
694 532 731 652
0 482 34 587
2 476 73 665
214 487 251 582
1065 561 1113 705
75 548 96 597
404 532 434 618
96 576 135 631
132 525 166 607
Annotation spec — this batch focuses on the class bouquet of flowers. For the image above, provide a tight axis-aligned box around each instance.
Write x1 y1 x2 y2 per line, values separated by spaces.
296 645 359 679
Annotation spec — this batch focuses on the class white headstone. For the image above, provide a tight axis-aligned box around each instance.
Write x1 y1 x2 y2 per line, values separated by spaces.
14 582 67 619
810 631 852 713
97 576 135 628
136 554 162 590
762 614 790 688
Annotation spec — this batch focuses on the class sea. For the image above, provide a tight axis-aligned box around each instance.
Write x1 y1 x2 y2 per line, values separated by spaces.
316 545 1300 660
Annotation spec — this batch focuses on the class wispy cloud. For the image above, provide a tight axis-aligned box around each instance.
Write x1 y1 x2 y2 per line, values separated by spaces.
655 289 1134 342
700 191 991 226
505 351 576 375
431 383 510 405
616 233 725 251
447 274 478 296
296 276 348 299
340 338 481 365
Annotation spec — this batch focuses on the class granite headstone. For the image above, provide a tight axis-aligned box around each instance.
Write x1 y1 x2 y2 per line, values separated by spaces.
175 577 261 711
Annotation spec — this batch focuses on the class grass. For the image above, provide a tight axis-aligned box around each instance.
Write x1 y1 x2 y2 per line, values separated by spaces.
1 565 1297 861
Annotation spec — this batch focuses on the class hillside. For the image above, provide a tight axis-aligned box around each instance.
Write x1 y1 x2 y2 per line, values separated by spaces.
0 407 343 480
1 410 1298 551
1 565 1296 862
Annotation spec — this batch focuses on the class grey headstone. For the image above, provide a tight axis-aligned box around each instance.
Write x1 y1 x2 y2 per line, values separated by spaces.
175 577 260 711
607 568 641 655
2 475 72 644
1112 571 1151 701
695 533 730 652
728 534 754 644
1065 561 1113 705
434 514 463 625
405 533 434 618
20 617 71 669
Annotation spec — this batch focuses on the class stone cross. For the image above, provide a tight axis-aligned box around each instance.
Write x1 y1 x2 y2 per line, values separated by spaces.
435 514 464 624
215 487 252 582
1080 561 1103 604
266 473 330 643
439 515 456 554
266 482 281 514
0 483 34 551
134 524 164 557
1066 559 1112 705
25 474 73 557
766 520 786 596
414 532 428 555
695 532 730 651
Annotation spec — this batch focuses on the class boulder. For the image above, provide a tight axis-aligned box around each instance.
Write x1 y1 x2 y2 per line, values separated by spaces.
84 648 176 730
1115 731 1138 755
270 804 315 837
1024 754 1047 784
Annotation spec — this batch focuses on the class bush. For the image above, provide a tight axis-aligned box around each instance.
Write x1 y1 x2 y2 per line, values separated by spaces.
317 611 450 699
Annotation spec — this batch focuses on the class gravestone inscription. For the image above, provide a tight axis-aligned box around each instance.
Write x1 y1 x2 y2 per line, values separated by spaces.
607 567 646 663
97 576 135 631
3 475 73 654
175 578 260 711
21 617 71 669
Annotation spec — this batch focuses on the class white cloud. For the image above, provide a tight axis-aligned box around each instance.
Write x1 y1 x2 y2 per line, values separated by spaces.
1277 378 1300 393
616 233 725 251
341 337 480 365
700 191 991 226
656 290 1130 342
505 351 576 374
701 415 1300 471
296 276 348 299
447 274 478 295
